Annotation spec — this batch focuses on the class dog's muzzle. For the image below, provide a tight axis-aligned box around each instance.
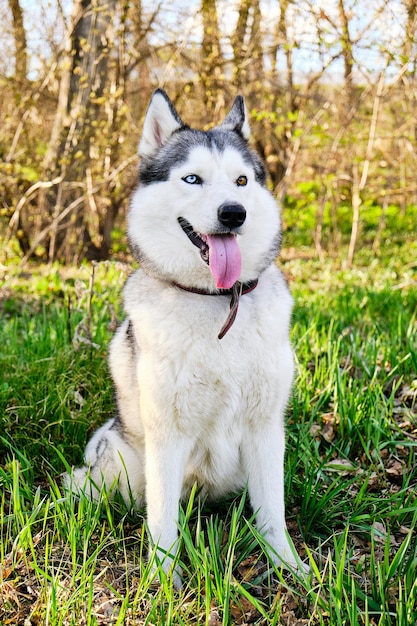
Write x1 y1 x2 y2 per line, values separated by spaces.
178 215 243 289
217 204 246 229
176 214 258 338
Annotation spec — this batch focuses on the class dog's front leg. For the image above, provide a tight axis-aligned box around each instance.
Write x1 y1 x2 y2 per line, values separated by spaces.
242 419 306 573
144 431 191 588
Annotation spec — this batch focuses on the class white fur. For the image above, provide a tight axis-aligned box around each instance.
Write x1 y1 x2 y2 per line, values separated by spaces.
138 90 182 158
128 145 280 291
66 92 306 585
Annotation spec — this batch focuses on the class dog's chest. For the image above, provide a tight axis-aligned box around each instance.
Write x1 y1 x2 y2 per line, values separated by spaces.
125 269 292 427
132 285 285 416
171 331 274 495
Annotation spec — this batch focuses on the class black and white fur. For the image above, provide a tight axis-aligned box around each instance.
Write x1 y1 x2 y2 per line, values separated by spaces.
66 90 306 584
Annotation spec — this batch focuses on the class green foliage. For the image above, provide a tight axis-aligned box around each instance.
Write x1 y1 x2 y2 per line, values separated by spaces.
0 264 125 476
284 190 417 250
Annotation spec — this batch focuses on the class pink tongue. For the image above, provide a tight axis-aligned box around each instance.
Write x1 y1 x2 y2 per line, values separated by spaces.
206 234 241 289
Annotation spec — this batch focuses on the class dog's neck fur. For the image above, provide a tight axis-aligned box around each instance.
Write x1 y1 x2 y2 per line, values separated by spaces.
173 279 258 339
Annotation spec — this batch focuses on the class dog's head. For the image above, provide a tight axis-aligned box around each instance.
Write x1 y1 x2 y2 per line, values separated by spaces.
128 90 281 291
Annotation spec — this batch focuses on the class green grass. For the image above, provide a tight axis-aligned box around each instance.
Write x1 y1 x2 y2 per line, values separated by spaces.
1 247 416 625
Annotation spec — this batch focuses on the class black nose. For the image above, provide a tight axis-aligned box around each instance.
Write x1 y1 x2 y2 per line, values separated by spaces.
218 204 246 229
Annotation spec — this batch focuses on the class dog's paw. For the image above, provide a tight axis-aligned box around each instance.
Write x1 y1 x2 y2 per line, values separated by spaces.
148 547 183 590
149 559 183 590
264 535 310 576
272 550 310 575
62 466 101 501
62 467 83 494
171 566 183 590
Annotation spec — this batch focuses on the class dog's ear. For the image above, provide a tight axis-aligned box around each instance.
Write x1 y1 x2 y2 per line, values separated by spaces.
139 89 184 158
219 95 250 141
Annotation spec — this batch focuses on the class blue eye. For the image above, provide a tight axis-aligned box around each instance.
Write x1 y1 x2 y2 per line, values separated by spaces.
182 174 203 185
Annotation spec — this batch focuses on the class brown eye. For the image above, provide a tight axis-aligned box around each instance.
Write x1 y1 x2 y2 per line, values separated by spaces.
236 175 248 187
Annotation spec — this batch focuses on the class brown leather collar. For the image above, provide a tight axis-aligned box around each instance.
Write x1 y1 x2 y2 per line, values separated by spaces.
173 279 258 339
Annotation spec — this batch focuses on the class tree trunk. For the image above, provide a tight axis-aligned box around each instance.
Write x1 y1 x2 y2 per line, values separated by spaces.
338 0 354 111
8 0 27 86
232 0 263 93
200 0 224 114
403 0 417 142
9 0 27 88
256 0 297 194
403 0 417 73
38 0 118 263
277 0 295 113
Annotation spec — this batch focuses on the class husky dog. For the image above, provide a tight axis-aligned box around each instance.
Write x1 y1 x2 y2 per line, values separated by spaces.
67 90 305 583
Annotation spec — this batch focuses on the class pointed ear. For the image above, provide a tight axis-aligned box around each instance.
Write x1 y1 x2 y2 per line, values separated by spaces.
219 95 250 140
138 89 184 158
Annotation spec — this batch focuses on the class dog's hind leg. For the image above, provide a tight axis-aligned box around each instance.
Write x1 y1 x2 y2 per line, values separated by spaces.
65 417 145 507
65 319 146 508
